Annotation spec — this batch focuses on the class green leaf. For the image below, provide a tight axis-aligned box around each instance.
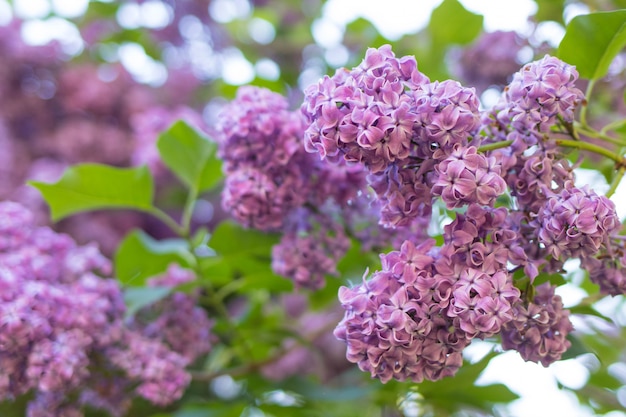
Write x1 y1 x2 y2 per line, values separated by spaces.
209 221 279 256
558 10 626 80
29 164 154 222
157 120 223 193
151 403 247 417
429 0 483 45
534 0 565 24
561 334 591 360
200 221 286 292
114 229 193 286
533 271 567 286
123 286 172 319
417 350 519 413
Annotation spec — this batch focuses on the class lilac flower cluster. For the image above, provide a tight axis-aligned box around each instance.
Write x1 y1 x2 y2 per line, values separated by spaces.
217 86 379 289
536 183 619 260
334 203 529 382
0 202 209 416
432 144 506 208
272 218 350 290
483 54 584 153
326 48 606 383
501 283 573 366
131 264 214 363
582 246 626 296
335 240 465 383
217 86 312 231
302 45 481 228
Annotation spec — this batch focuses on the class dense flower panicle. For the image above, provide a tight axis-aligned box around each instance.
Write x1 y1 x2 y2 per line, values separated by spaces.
107 331 191 406
485 55 584 142
271 220 350 290
412 80 481 159
536 183 620 260
135 265 214 363
302 45 430 173
367 162 435 228
303 45 482 231
581 249 626 296
221 166 305 231
501 283 573 367
0 202 198 415
216 86 301 172
432 145 506 208
335 240 471 383
303 45 481 175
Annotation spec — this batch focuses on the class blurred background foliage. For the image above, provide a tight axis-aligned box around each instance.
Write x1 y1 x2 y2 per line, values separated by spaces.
0 0 626 416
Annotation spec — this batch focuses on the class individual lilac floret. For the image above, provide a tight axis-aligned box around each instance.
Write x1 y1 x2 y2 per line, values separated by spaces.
432 144 506 208
536 183 620 260
272 221 350 290
501 283 573 367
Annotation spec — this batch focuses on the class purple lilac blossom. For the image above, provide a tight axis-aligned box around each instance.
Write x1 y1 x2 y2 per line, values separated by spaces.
303 45 481 229
132 264 214 363
334 240 469 383
432 144 506 208
536 182 620 260
482 54 584 151
0 202 197 415
216 86 302 173
501 283 573 367
271 220 350 290
581 246 626 296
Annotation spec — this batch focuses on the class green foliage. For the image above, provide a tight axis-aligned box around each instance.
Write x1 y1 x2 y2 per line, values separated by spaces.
123 286 172 319
417 351 519 414
534 0 566 24
200 221 291 292
29 164 154 222
114 229 194 286
157 120 223 194
429 0 484 46
558 9 626 80
418 0 483 80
